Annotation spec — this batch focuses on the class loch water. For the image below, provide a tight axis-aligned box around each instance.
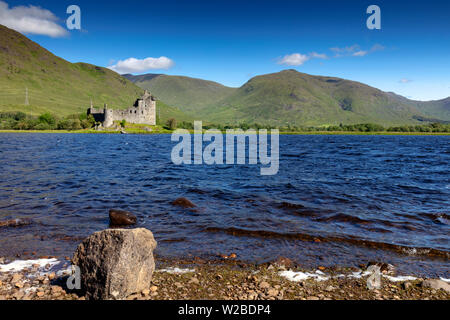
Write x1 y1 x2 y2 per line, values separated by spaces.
0 133 448 277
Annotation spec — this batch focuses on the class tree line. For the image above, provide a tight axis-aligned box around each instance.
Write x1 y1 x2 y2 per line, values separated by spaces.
0 112 95 130
1 112 449 133
175 121 450 133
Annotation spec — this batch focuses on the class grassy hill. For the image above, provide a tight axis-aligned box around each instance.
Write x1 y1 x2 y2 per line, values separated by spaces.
123 73 236 114
127 70 449 126
409 98 450 121
0 25 148 117
205 70 430 126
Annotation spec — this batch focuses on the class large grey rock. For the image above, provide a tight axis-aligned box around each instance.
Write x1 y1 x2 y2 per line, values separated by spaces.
72 228 157 300
422 279 450 293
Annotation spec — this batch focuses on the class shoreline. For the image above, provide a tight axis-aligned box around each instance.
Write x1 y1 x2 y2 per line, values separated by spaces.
0 129 449 136
0 256 449 300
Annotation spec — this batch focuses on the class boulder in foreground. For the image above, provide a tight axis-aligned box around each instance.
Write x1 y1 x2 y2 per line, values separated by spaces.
109 209 137 226
72 228 157 300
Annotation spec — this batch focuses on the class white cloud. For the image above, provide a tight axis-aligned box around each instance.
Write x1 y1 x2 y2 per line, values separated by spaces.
399 79 413 84
108 56 175 74
277 52 327 66
331 44 384 57
0 1 68 37
277 53 310 66
353 50 368 57
310 52 328 59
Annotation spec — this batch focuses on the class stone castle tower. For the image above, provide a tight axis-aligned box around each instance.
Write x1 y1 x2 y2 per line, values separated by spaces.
87 90 156 127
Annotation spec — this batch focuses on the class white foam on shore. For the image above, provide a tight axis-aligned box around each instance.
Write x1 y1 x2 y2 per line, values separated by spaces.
440 278 450 283
0 258 60 273
157 267 195 274
281 269 424 283
347 270 371 279
279 270 329 282
383 275 417 282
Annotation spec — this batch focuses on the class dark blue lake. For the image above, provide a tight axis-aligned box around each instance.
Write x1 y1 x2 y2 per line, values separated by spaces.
0 133 448 277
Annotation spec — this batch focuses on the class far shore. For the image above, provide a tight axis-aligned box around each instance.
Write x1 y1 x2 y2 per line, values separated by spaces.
1 129 449 136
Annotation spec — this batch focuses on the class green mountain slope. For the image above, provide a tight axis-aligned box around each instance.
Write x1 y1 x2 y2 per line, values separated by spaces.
206 70 429 126
123 73 236 114
0 24 143 116
127 70 449 126
410 98 450 121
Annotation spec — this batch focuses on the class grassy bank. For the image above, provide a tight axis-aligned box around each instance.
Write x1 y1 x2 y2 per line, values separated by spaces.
1 129 449 136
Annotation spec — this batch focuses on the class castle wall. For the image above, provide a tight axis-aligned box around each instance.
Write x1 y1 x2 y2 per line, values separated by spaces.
106 100 156 126
87 107 106 123
87 95 156 128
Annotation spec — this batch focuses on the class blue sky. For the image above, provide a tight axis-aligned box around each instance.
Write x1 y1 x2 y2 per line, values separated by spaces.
1 0 450 101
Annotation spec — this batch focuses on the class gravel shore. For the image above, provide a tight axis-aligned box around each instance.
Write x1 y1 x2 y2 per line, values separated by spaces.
0 256 449 300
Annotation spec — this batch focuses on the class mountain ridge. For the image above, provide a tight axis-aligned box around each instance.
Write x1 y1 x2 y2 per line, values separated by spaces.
126 69 450 126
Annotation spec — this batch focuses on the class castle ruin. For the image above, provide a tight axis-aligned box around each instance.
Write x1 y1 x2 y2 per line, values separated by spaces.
87 90 156 127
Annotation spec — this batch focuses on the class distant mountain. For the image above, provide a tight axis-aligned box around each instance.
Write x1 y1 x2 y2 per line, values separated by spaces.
127 69 450 126
123 73 236 114
0 24 143 116
410 98 450 122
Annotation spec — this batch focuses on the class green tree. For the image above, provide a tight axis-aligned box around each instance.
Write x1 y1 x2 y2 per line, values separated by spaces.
38 113 56 128
166 118 177 130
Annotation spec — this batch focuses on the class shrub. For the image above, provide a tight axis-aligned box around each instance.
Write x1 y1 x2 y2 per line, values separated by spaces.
38 113 56 128
166 118 177 130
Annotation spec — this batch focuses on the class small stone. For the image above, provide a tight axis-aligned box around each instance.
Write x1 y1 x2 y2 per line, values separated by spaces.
422 279 450 293
216 274 223 280
15 282 24 288
51 285 63 293
150 285 158 292
13 291 24 300
259 281 270 289
402 282 412 290
229 253 237 259
11 274 22 283
48 272 56 280
142 289 150 296
325 285 335 292
307 296 319 300
267 289 279 297
274 257 294 268
189 277 200 285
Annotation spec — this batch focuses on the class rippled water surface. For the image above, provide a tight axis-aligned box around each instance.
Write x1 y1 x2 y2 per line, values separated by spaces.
0 133 448 277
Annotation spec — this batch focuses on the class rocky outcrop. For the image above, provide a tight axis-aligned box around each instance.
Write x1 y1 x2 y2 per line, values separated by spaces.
72 228 157 300
0 218 32 228
109 209 137 227
171 197 196 208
